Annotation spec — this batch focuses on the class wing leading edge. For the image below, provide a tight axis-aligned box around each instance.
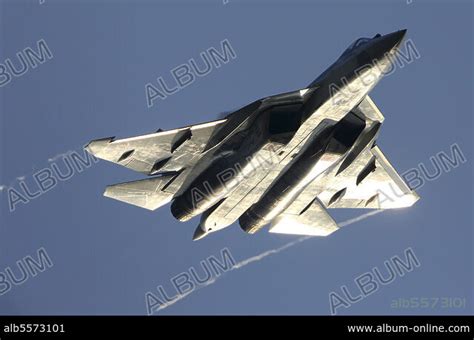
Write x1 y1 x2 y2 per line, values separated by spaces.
85 119 227 175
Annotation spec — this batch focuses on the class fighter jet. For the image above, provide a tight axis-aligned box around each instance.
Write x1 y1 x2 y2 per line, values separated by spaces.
86 29 419 241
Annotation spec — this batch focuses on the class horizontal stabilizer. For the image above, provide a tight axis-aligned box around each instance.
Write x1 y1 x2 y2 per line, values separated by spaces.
104 174 177 210
269 198 338 236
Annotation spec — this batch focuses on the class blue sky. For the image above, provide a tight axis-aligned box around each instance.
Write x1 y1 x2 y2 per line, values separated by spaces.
0 0 472 315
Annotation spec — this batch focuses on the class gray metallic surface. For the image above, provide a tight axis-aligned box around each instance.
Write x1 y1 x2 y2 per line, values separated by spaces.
86 29 419 241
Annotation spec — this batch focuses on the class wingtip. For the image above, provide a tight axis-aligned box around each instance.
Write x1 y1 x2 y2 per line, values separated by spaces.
84 137 115 156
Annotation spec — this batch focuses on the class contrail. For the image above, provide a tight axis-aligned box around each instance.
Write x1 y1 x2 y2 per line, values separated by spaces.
156 276 219 311
155 210 383 312
47 150 75 163
0 150 75 192
338 209 383 227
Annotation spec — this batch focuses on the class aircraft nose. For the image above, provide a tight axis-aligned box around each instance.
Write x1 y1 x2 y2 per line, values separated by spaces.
192 225 208 241
381 29 407 51
367 29 407 63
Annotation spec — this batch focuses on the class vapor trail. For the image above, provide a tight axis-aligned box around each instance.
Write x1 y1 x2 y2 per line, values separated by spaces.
0 150 76 192
156 210 383 312
338 209 383 227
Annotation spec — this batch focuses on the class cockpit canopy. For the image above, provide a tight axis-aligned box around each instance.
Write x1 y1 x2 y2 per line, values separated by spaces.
308 33 382 87
349 37 371 49
339 33 381 59
340 37 370 58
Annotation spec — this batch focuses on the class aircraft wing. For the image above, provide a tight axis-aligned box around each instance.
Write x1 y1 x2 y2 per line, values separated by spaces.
266 96 415 236
85 119 227 210
310 95 417 210
266 144 418 237
85 119 227 175
316 145 419 209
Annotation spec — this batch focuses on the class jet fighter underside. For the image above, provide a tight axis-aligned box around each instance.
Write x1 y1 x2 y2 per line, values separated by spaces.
86 30 419 240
